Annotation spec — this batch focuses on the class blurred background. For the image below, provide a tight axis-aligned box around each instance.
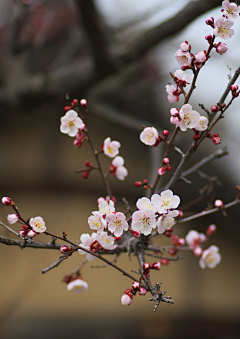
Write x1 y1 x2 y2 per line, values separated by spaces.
0 0 240 338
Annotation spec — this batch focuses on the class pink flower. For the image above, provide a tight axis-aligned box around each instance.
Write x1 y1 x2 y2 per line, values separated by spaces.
178 104 200 131
106 212 129 236
111 156 128 180
199 245 221 269
170 116 180 127
195 51 207 63
185 230 206 249
174 49 192 67
194 116 209 131
215 42 228 55
103 137 121 158
213 17 234 40
140 127 158 146
174 69 193 84
222 0 240 22
29 216 46 233
180 41 190 52
121 294 132 305
7 213 19 224
166 84 179 103
131 209 157 236
2 197 13 206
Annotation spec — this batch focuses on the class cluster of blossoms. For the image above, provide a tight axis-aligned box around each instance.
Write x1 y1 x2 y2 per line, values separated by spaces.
2 197 46 238
185 225 221 269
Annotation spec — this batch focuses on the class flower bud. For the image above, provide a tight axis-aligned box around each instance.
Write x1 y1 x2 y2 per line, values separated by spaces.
7 213 19 224
212 136 221 145
177 238 185 246
230 84 238 92
161 258 169 265
121 294 132 306
142 179 148 184
71 99 78 106
211 105 219 113
151 261 161 270
162 130 169 139
64 105 72 112
80 99 88 107
205 17 214 27
73 139 82 148
133 230 140 238
205 34 213 42
82 171 90 179
158 167 166 176
163 157 170 164
84 160 92 167
27 230 36 238
195 51 207 63
215 42 228 55
193 246 203 257
166 164 172 172
132 281 140 290
171 234 179 245
134 181 142 187
207 224 217 236
19 229 27 237
2 197 14 206
60 245 70 254
142 262 150 271
139 287 147 296
214 199 224 208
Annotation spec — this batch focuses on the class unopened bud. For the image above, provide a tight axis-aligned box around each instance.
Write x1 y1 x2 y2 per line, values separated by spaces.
27 230 36 238
121 294 132 306
230 84 238 92
212 136 221 145
64 105 72 112
142 262 150 271
7 213 19 224
73 139 82 148
71 99 78 106
134 181 142 187
161 258 169 265
211 105 219 112
207 224 217 236
139 287 147 296
205 17 214 27
162 130 169 139
158 167 166 176
193 246 203 257
60 245 70 254
2 197 14 206
163 157 170 164
132 281 140 290
214 199 224 208
80 99 88 107
151 261 161 270
82 171 90 179
177 238 185 246
19 229 27 237
84 160 92 167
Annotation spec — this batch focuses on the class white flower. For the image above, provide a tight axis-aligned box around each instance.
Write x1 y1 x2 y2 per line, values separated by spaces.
194 116 209 131
29 216 46 233
185 230 206 249
136 197 157 212
166 84 179 103
111 156 128 180
88 211 107 233
195 51 207 63
213 17 234 39
78 233 97 261
140 127 159 146
7 213 19 224
174 49 192 67
98 199 115 215
222 0 240 22
103 137 121 158
67 279 88 293
157 210 179 234
178 104 200 131
199 245 221 269
106 212 129 236
96 231 117 250
60 110 83 137
151 189 180 214
174 69 193 84
180 41 190 52
131 209 157 236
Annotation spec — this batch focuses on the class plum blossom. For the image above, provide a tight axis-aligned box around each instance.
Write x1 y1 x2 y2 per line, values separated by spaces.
7 213 19 224
29 216 46 233
60 110 83 137
174 69 193 84
136 197 157 212
185 230 207 249
157 210 179 234
222 0 240 22
88 211 107 233
166 84 179 103
151 189 180 214
178 104 200 131
67 279 89 293
195 51 207 63
174 48 192 67
96 231 117 250
78 233 97 261
106 212 129 236
98 199 115 215
199 245 221 269
215 42 228 55
131 208 157 236
103 137 121 158
140 127 159 146
180 41 190 52
194 116 209 131
111 156 128 180
213 17 234 39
